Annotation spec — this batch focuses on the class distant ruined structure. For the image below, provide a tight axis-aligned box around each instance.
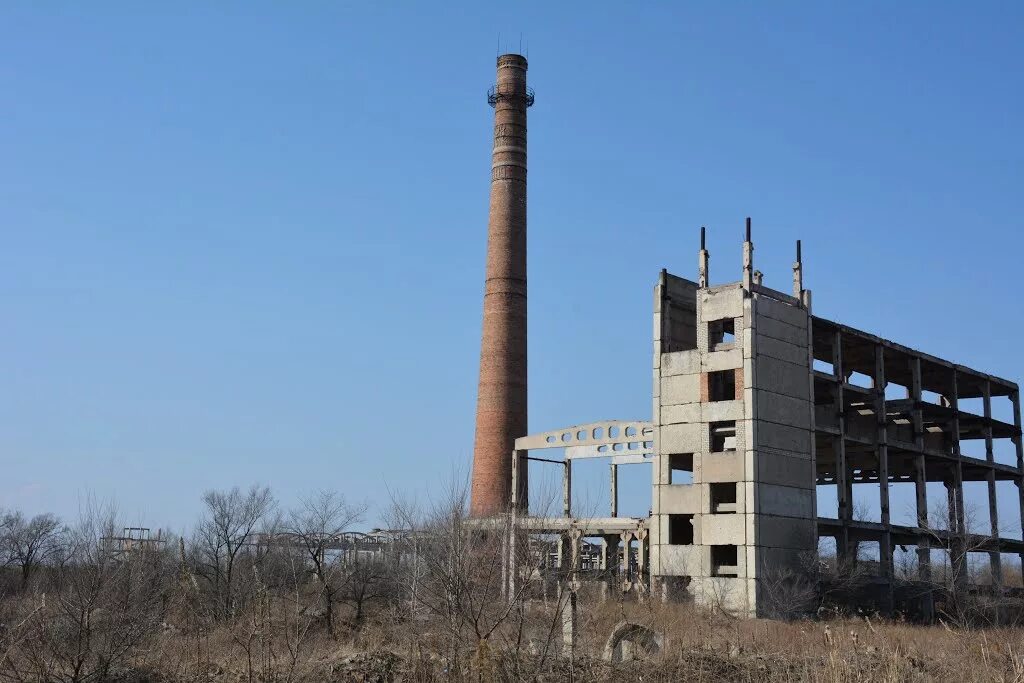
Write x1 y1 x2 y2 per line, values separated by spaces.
469 55 1024 618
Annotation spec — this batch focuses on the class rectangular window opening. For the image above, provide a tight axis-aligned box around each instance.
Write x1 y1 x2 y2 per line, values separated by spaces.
668 514 694 545
709 421 737 453
708 369 737 402
710 482 738 513
669 453 694 485
708 318 736 349
711 545 739 576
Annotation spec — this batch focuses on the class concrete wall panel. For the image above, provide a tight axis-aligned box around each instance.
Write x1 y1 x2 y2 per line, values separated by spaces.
756 421 812 457
756 297 808 329
703 399 743 423
755 390 811 428
660 423 701 453
754 514 815 550
756 334 808 366
704 348 743 372
661 403 701 425
756 452 815 489
658 484 701 514
700 290 744 323
661 374 700 406
753 354 810 401
756 482 814 518
699 452 745 483
660 545 702 576
661 350 700 377
756 315 807 346
699 514 746 545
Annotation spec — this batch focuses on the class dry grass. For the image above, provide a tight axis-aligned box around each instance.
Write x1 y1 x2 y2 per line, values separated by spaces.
66 598 1024 682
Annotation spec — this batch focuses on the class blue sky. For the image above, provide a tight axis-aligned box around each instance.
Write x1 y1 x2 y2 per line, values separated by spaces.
1 3 1022 534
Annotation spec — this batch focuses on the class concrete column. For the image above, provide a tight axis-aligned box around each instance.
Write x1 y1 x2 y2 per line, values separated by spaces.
698 226 710 288
742 217 753 290
910 357 931 572
563 460 572 517
511 449 528 512
947 470 967 591
620 531 632 590
950 372 966 537
636 527 649 598
833 330 852 560
792 239 803 299
609 463 618 517
560 587 577 657
1013 391 1024 582
983 382 1002 587
874 347 893 610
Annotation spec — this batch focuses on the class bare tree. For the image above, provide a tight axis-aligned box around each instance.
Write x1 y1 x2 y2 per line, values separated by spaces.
913 498 1009 628
284 490 366 635
1 511 64 590
387 478 572 681
194 485 276 621
12 500 171 682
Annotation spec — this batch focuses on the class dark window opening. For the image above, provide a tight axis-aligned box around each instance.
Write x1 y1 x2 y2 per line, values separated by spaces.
669 453 693 484
711 545 739 576
669 514 694 545
710 482 738 513
710 421 737 452
709 370 737 402
709 318 736 349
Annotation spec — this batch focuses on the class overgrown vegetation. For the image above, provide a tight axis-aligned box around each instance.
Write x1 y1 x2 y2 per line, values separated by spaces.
2 487 1024 682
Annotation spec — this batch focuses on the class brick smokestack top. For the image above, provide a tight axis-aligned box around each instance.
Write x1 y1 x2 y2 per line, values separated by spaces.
471 54 534 516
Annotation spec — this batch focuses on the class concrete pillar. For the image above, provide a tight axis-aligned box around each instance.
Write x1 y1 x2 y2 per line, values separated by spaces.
610 463 618 517
471 54 533 516
1013 391 1024 583
792 239 803 298
698 226 710 288
742 217 753 290
833 330 852 561
983 382 1002 587
874 347 894 613
563 460 572 517
560 587 577 657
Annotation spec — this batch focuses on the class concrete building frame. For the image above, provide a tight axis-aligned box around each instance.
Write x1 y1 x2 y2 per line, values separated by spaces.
504 226 1024 618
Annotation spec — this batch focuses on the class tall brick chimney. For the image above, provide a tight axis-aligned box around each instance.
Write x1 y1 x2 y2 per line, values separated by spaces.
470 54 534 516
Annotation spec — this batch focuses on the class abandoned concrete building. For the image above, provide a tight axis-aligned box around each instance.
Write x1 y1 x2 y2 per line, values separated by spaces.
469 54 1024 617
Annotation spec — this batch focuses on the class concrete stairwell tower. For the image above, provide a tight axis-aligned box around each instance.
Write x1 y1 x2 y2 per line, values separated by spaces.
471 54 535 516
